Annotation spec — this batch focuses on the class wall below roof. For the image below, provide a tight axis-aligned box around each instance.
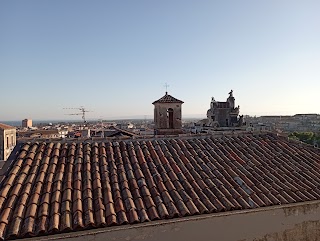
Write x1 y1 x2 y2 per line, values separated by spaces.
0 129 16 161
154 103 182 130
29 200 320 241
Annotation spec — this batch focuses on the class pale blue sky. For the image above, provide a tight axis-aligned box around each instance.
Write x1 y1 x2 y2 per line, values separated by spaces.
0 0 319 121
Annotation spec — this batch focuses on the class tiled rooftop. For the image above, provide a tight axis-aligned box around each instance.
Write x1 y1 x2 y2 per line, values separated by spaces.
0 124 15 131
0 134 320 240
152 92 184 104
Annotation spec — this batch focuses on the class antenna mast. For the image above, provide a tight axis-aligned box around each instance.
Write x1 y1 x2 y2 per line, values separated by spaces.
63 106 91 124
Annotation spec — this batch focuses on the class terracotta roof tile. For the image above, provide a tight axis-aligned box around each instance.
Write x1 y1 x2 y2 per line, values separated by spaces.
152 92 184 104
0 134 319 239
0 123 15 130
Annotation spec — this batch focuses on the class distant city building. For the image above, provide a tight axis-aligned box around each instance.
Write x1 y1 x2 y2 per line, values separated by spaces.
22 119 32 128
293 114 320 120
0 123 16 161
206 90 243 127
245 113 320 133
153 92 184 135
57 127 68 138
18 129 60 139
81 129 91 138
102 126 138 138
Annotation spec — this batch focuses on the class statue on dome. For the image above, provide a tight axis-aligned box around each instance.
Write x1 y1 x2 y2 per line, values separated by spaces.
210 97 216 109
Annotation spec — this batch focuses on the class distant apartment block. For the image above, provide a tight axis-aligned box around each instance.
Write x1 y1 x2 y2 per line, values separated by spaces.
244 114 320 133
0 123 16 161
22 119 32 128
18 129 60 139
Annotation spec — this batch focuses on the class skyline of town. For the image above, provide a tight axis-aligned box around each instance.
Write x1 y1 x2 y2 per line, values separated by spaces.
1 94 319 123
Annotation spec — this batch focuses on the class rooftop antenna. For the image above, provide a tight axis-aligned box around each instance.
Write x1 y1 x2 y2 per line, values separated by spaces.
143 115 147 126
164 83 169 94
98 116 104 138
63 106 91 124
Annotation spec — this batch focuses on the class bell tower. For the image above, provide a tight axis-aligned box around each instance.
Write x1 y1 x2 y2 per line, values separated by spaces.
153 92 184 135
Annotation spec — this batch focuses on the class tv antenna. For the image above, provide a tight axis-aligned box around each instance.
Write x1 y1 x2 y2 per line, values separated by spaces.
98 116 104 138
63 106 91 123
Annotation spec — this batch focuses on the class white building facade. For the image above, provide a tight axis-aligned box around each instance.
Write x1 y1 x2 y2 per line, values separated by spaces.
0 123 16 161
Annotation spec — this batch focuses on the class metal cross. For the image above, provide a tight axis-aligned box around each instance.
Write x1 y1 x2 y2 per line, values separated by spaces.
164 83 169 93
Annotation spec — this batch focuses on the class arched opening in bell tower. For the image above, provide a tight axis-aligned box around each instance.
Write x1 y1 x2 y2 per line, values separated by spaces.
167 108 174 129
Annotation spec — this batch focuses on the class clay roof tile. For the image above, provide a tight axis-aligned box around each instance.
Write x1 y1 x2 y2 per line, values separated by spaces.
0 134 318 239
152 92 184 104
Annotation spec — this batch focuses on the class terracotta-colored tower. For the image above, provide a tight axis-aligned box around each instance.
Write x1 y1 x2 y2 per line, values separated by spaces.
153 92 184 135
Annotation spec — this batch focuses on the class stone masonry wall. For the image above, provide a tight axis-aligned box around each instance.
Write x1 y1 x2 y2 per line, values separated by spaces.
154 102 182 129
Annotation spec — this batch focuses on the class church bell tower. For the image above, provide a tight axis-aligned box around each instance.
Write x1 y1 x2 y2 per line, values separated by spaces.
152 92 184 135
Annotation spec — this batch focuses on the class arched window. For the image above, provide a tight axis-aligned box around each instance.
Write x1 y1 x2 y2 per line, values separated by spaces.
167 108 174 129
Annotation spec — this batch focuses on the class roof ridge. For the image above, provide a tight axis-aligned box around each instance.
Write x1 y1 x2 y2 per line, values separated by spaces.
152 92 184 104
0 123 15 130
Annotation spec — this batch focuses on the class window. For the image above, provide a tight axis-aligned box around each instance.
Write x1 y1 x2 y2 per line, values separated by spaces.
7 136 9 148
167 108 174 129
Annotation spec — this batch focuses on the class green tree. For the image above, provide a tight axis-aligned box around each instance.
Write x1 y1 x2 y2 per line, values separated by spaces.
289 132 318 145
